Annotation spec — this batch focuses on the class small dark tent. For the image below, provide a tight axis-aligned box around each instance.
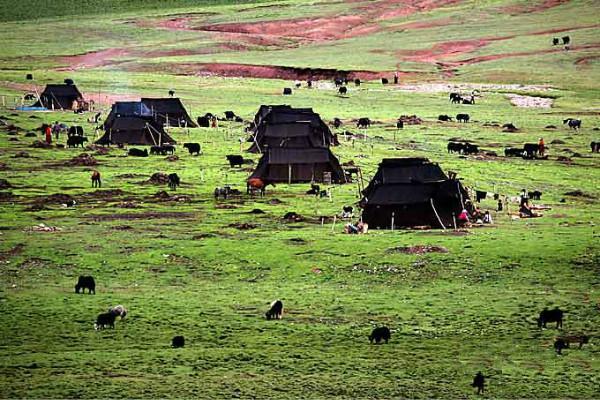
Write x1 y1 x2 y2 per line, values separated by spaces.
96 117 175 146
360 158 469 229
141 98 197 127
33 84 84 110
249 148 346 184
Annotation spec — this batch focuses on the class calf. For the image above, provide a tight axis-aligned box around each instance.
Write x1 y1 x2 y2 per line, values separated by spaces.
172 335 185 348
447 142 464 154
67 135 88 148
505 147 523 157
369 326 391 344
438 115 452 122
502 123 518 132
283 88 292 95
562 36 570 45
354 78 361 86
214 186 231 200
168 90 175 97
591 141 600 153
226 154 244 168
449 92 460 102
128 148 148 157
183 142 201 155
338 86 347 95
306 183 320 195
224 111 236 120
265 300 284 320
334 78 344 87
356 117 371 129
537 307 564 329
161 144 175 155
75 275 95 294
381 78 389 84
456 113 470 123
168 173 180 190
396 119 404 129
552 37 559 46
563 118 581 130
91 170 101 188
95 312 117 330
528 190 542 200
556 335 589 352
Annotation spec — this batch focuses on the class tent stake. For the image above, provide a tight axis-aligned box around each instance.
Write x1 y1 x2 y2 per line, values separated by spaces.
331 215 337 232
391 212 395 231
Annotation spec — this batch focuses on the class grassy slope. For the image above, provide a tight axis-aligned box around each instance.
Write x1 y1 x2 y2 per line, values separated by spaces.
0 0 599 398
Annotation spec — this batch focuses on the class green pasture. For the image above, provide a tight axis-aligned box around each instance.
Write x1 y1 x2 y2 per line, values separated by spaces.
0 0 599 398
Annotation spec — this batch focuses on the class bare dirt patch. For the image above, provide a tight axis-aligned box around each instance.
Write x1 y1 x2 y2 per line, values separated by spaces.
506 94 553 108
87 211 194 221
500 0 570 15
388 245 449 254
57 48 130 71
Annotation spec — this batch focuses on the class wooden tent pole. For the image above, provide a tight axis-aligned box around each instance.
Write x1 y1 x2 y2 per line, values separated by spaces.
430 198 447 230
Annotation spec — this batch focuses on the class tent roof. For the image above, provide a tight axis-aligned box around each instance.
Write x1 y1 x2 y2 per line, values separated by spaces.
267 148 332 164
41 84 82 98
262 123 313 138
110 101 153 117
141 98 197 127
373 158 447 184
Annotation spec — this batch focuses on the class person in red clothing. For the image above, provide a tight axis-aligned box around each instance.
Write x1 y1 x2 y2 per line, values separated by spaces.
538 137 545 156
44 124 52 144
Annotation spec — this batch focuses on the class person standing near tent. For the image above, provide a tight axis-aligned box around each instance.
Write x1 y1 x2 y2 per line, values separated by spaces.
393 71 399 84
44 124 52 144
52 121 61 141
538 137 545 157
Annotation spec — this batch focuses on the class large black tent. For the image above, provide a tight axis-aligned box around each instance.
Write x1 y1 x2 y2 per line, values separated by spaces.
249 148 346 183
249 106 337 152
96 117 175 146
360 158 469 229
103 101 153 128
141 98 197 127
33 84 84 110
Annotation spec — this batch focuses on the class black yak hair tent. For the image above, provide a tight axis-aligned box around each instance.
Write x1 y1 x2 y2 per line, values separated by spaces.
103 101 153 128
96 116 175 146
33 84 84 110
249 105 337 152
249 147 346 184
360 158 469 229
141 98 197 127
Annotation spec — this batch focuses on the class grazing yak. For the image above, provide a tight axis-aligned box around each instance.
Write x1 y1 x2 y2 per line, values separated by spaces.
150 145 174 155
537 307 564 329
338 86 348 95
523 143 540 158
226 154 244 168
172 335 185 348
462 143 479 155
95 312 117 330
396 119 404 129
591 141 600 153
128 148 148 157
563 118 581 130
91 170 101 188
197 116 210 127
462 96 475 105
369 326 391 344
528 190 542 200
214 186 232 200
450 92 462 103
168 173 180 190
562 36 570 45
265 300 283 320
108 305 128 319
247 177 269 196
354 78 361 86
356 117 371 129
502 123 519 132
75 276 95 294
555 335 589 354
282 88 293 95
381 78 389 84
438 115 452 122
552 37 559 46
67 136 88 148
504 147 523 157
224 111 236 120
447 142 464 154
334 78 344 87
456 113 470 123
183 143 201 155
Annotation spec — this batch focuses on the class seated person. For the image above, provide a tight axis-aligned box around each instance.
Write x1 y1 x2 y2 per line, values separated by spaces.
483 211 493 224
457 209 470 225
357 221 368 234
519 203 538 218
344 223 359 234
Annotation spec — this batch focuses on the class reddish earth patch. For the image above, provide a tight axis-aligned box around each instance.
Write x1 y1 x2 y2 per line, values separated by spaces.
575 55 600 66
397 40 489 63
57 48 130 71
388 17 455 31
500 0 570 14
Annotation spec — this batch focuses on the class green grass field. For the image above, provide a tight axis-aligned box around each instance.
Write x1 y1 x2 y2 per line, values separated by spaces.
0 0 599 398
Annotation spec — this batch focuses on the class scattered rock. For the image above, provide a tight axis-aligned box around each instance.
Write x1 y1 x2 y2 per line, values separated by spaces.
249 208 265 214
28 223 62 232
147 172 169 184
228 222 258 230
283 211 304 222
30 140 52 149
165 155 179 162
8 137 18 142
550 139 565 144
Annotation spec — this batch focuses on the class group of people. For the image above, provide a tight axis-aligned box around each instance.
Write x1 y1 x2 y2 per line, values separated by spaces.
43 121 67 144
344 221 369 234
457 200 493 226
